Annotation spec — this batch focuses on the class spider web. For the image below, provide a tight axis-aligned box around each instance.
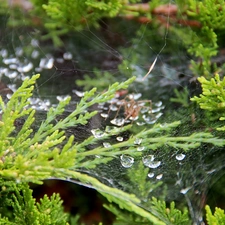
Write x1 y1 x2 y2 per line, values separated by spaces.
1 1 225 225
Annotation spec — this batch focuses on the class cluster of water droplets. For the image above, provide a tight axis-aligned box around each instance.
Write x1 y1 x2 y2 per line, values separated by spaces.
0 39 76 111
96 92 164 126
89 124 188 182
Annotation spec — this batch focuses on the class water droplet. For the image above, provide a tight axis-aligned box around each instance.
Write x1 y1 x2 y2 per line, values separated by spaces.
31 50 39 59
38 99 51 110
7 84 16 92
110 118 125 126
56 95 70 101
148 172 154 178
18 62 33 73
120 154 134 168
72 89 85 97
154 101 163 107
142 155 154 165
6 93 12 99
156 174 163 180
152 107 161 113
137 146 145 151
103 142 111 148
180 187 191 194
137 121 145 126
15 47 23 56
134 138 142 145
109 104 118 111
7 71 18 79
141 107 150 113
148 161 161 169
29 97 40 105
133 93 142 100
142 155 161 168
56 58 64 63
100 113 108 118
129 116 139 121
155 112 163 119
31 39 39 47
9 64 17 70
63 52 73 60
105 126 114 133
3 58 18 65
39 57 54 69
128 93 142 100
116 136 123 142
91 129 105 138
142 114 157 124
176 153 186 161
0 49 8 58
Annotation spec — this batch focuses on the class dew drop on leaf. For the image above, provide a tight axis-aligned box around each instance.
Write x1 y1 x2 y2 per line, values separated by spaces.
120 154 134 168
176 153 186 161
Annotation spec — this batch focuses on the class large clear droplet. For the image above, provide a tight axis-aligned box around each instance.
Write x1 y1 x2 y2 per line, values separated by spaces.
176 153 186 161
120 154 134 168
111 118 125 126
91 129 105 138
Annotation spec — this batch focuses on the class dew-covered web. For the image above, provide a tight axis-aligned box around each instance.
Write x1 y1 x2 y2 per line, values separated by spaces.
1 1 225 225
